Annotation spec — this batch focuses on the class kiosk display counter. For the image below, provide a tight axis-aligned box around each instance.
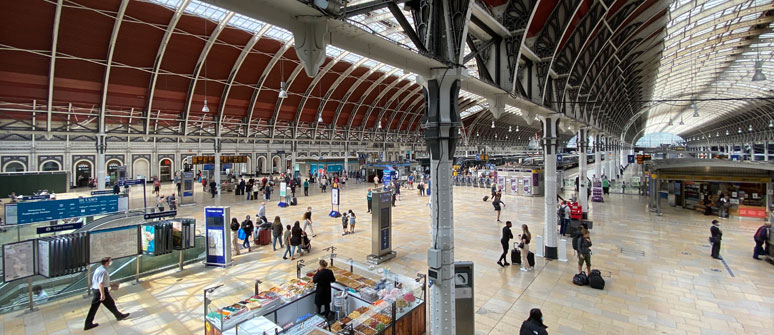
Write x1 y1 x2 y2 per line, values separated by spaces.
205 259 425 335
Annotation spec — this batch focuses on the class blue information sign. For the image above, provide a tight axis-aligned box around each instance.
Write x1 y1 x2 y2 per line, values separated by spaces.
118 179 145 186
205 207 228 266
475 153 480 160
15 195 119 224
36 222 83 234
22 195 51 201
91 190 114 196
557 154 563 164
627 155 635 163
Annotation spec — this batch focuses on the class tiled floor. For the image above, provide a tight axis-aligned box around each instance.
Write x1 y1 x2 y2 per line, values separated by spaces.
2 166 773 335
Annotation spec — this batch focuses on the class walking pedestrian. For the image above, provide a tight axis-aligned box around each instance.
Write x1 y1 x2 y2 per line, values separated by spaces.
290 221 303 260
492 197 505 222
153 177 160 196
282 224 292 260
230 218 240 256
497 221 513 267
304 179 309 196
303 207 316 237
753 222 770 260
271 216 283 251
519 308 548 335
341 212 349 236
519 224 532 271
348 210 356 234
241 215 254 252
83 257 130 330
710 219 722 259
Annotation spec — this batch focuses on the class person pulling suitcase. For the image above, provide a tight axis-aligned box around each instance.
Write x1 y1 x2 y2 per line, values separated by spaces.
497 221 513 267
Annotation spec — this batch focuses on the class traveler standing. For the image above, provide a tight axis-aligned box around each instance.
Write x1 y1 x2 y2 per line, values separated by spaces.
558 201 570 236
174 173 181 195
367 188 372 213
519 308 548 335
519 224 532 271
753 222 770 260
290 221 303 259
492 197 505 222
497 221 513 267
271 216 284 251
241 216 254 252
340 212 349 236
303 207 316 237
710 219 722 259
348 210 356 234
230 218 241 256
313 259 336 317
153 177 161 196
577 228 592 275
258 202 267 224
209 180 217 198
621 181 626 194
282 224 293 260
304 179 309 196
83 257 130 330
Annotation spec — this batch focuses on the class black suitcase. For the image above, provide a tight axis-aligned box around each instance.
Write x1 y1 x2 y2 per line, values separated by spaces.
291 197 297 206
527 251 535 267
510 244 521 264
588 270 605 290
582 220 593 229
483 196 489 202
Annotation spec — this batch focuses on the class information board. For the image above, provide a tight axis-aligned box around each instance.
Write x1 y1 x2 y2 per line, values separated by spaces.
331 188 339 206
2 240 35 282
14 195 119 224
89 225 139 263
280 182 287 197
37 240 50 277
205 207 230 267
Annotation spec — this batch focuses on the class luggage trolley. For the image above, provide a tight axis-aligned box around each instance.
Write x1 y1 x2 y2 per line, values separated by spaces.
570 202 583 221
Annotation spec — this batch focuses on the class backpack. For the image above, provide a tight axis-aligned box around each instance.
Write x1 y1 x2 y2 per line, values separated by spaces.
573 272 588 286
230 221 240 231
557 206 566 217
754 226 768 242
572 233 582 252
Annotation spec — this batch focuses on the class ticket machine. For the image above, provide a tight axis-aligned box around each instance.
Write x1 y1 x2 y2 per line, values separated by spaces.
367 190 396 264
181 171 195 205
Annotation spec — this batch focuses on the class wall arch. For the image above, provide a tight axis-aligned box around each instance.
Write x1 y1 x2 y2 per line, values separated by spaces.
40 160 61 171
159 158 173 182
271 156 281 174
73 160 93 187
257 156 266 174
3 160 26 172
133 158 150 180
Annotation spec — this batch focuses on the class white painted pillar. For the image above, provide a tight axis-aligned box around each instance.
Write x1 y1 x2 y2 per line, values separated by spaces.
214 138 221 198
765 141 769 161
594 134 602 179
578 129 588 210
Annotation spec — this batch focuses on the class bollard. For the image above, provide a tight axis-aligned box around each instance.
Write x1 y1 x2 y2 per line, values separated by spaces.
558 239 567 262
536 235 544 257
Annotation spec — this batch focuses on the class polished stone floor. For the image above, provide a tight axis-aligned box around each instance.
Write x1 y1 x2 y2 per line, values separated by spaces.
1 166 773 335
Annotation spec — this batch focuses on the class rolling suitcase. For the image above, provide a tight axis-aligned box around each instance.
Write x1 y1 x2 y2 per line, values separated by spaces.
527 251 535 267
573 272 588 286
258 228 271 245
510 243 521 264
483 196 489 202
291 197 297 206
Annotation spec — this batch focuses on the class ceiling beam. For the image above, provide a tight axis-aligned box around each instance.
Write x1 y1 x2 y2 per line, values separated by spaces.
46 0 64 133
99 0 130 135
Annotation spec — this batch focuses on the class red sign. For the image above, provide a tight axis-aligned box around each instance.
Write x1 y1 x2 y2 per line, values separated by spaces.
738 206 766 218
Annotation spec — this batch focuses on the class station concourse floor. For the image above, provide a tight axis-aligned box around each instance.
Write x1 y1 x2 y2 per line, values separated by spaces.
2 172 773 335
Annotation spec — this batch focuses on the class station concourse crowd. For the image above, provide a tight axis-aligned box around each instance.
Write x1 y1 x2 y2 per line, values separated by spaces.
0 161 771 335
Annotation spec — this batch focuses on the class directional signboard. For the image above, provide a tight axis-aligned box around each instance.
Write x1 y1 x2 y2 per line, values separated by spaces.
15 195 119 224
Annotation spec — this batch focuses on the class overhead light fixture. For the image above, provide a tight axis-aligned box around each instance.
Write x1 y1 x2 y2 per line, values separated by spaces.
317 114 323 123
716 131 719 137
377 119 382 129
679 116 684 125
769 119 773 128
668 118 674 126
458 128 461 135
494 133 498 139
505 135 508 139
738 127 742 133
753 61 767 82
508 125 512 132
279 81 289 99
476 131 479 137
202 98 210 113
725 130 729 136
491 120 495 128
691 103 699 117
515 125 519 132
748 124 753 132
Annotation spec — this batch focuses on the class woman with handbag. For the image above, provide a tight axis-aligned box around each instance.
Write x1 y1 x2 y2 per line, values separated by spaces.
519 224 532 271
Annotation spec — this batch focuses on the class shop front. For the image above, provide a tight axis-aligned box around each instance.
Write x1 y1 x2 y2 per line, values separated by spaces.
204 257 425 335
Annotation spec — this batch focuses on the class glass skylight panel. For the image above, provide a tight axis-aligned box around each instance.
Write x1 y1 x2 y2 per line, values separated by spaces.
342 52 363 64
186 0 228 22
326 46 344 58
381 64 395 73
265 26 293 42
362 59 379 68
229 13 264 33
146 0 182 10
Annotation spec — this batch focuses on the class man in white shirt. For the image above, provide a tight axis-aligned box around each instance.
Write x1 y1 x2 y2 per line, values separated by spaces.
84 257 129 330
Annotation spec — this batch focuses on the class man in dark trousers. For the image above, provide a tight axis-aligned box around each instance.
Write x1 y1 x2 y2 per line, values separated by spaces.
84 257 129 330
710 220 723 259
209 180 217 198
313 259 336 318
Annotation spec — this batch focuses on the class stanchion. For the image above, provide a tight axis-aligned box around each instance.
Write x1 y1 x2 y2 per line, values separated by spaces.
558 239 567 262
135 254 141 284
22 277 38 314
536 235 544 257
178 249 184 271
83 265 92 298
